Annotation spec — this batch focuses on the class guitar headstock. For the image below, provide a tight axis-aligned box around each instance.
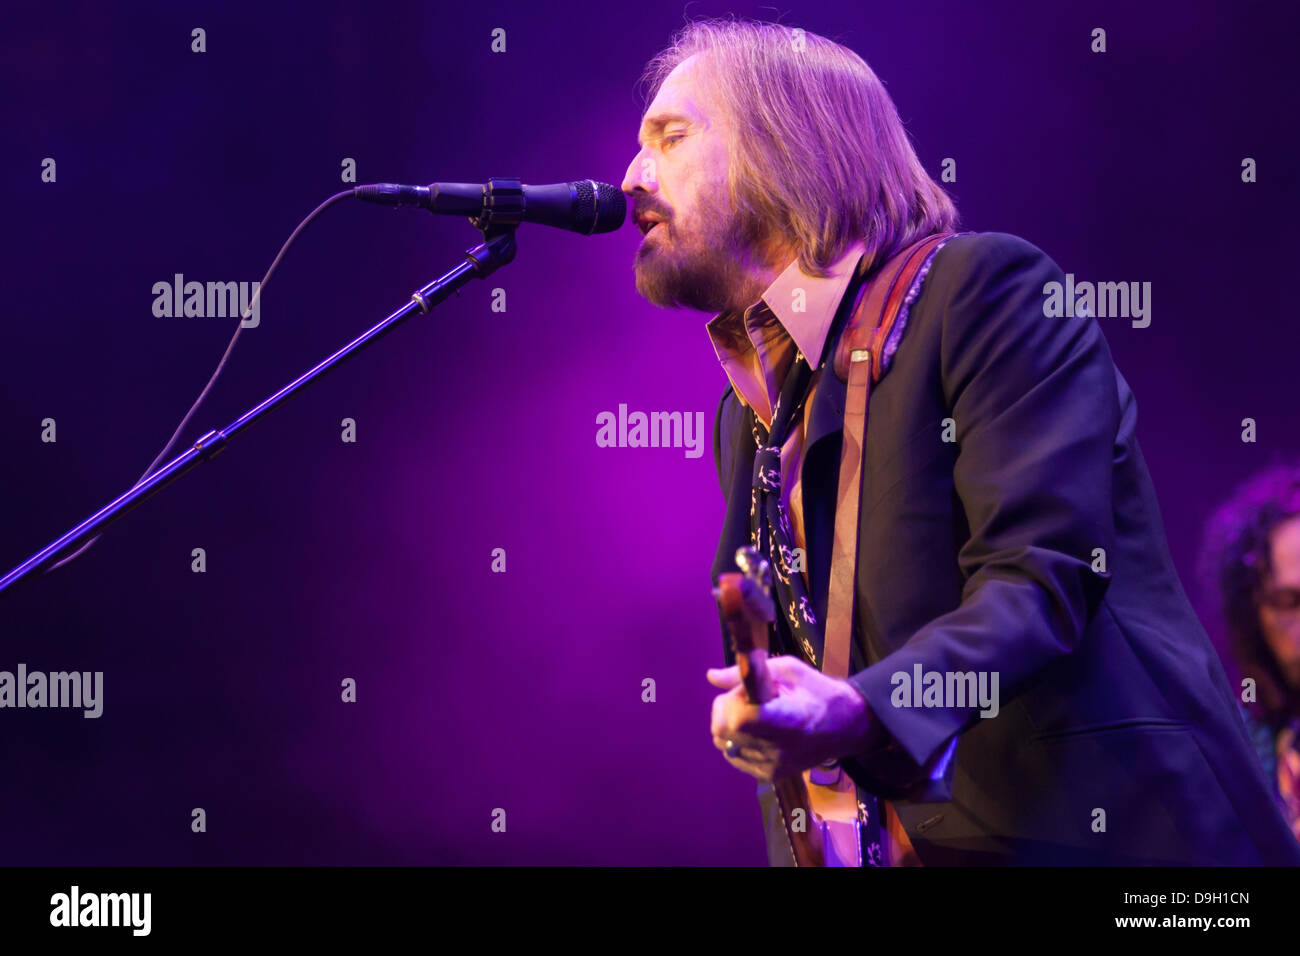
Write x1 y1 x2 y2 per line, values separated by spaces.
714 546 776 655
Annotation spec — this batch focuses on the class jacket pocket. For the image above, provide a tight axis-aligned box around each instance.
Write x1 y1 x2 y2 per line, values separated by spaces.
1022 719 1257 864
1030 716 1189 742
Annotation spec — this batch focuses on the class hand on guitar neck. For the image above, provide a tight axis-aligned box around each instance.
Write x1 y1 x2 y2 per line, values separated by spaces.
711 547 887 867
711 547 881 782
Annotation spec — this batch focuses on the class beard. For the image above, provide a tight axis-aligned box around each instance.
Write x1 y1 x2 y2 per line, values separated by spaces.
633 187 770 313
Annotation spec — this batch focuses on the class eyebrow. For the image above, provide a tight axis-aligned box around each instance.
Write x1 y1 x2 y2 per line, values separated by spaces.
638 112 694 147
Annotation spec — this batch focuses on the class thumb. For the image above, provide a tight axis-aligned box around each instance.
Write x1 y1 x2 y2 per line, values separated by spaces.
706 665 742 689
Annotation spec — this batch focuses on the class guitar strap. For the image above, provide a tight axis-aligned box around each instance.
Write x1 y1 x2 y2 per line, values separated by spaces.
822 231 961 681
760 230 965 867
795 232 961 866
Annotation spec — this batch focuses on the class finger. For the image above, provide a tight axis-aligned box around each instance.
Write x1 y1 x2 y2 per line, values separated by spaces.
727 758 770 781
706 665 741 689
713 738 776 780
710 691 728 740
762 653 813 684
710 685 754 739
716 686 763 740
712 730 762 753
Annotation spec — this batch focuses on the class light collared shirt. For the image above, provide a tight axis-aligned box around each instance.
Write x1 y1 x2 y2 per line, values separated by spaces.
706 239 923 867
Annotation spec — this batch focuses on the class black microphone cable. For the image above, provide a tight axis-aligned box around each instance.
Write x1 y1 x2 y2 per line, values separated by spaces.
49 188 357 572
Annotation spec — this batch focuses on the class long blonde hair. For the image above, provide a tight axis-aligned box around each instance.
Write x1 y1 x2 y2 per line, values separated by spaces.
640 18 960 277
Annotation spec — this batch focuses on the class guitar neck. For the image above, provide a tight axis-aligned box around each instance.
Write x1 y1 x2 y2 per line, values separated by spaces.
737 646 778 704
715 562 831 867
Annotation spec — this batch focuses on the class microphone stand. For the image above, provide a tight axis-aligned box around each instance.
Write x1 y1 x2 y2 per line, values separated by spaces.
0 224 518 595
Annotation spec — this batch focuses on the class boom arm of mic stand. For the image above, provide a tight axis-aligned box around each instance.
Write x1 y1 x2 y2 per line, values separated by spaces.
0 228 518 595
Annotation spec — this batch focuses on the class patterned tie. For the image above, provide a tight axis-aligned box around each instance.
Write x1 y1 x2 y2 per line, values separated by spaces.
748 348 886 867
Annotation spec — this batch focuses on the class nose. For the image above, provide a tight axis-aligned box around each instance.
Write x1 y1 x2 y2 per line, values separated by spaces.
621 148 658 200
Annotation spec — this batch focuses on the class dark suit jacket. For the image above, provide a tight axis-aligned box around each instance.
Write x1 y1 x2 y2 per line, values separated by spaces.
711 232 1300 865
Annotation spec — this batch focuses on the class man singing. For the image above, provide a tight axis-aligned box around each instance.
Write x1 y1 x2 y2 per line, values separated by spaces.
621 19 1300 865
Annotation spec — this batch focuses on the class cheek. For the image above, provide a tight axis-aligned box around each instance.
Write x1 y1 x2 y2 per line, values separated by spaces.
1261 609 1300 653
1260 608 1279 639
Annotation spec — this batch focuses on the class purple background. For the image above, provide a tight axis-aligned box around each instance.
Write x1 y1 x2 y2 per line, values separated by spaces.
1 0 1297 864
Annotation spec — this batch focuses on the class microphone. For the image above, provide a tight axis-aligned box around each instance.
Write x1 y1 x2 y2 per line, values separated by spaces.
355 178 626 235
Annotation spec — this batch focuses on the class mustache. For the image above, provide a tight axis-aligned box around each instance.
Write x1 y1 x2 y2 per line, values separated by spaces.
635 204 672 221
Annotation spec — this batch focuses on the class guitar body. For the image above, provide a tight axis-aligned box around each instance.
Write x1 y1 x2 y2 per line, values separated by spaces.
804 765 862 866
715 548 862 867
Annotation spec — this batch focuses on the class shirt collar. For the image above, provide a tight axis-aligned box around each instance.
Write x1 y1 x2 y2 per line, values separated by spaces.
706 238 867 369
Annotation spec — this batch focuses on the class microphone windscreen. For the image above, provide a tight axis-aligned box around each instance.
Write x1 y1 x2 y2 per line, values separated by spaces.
575 180 626 234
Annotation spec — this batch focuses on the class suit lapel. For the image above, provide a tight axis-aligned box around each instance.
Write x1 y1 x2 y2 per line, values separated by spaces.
804 362 847 461
798 366 847 642
797 250 872 639
711 395 758 585
785 261 858 638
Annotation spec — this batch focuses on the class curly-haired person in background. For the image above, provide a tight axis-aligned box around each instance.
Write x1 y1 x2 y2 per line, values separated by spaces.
1202 463 1300 845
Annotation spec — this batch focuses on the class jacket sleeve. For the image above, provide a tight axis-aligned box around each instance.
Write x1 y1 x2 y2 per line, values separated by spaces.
841 232 1119 797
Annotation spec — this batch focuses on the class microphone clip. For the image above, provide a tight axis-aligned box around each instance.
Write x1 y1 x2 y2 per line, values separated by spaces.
470 176 524 238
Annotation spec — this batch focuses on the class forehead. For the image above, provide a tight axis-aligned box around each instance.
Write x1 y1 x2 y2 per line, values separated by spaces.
638 54 714 143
